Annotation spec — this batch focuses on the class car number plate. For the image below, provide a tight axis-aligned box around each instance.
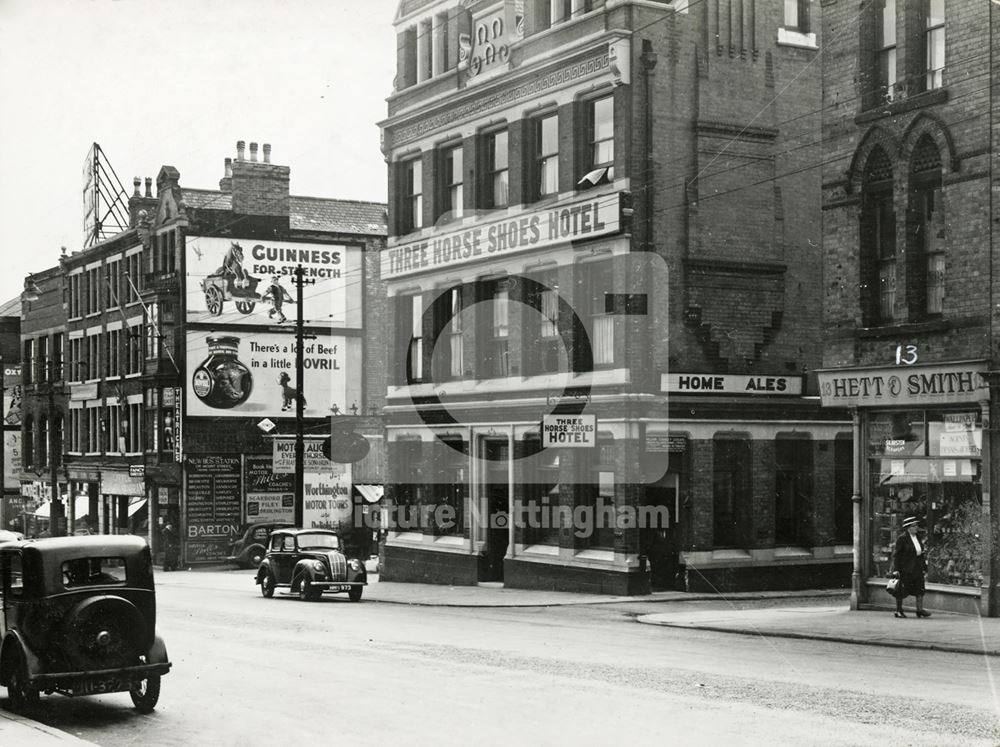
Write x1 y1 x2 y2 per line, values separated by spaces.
336 584 352 591
74 678 126 696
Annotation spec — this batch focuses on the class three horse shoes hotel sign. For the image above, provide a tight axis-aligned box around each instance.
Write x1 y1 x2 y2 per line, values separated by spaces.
816 362 989 408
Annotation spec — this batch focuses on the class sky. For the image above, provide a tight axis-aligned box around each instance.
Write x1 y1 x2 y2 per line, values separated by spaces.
0 0 399 304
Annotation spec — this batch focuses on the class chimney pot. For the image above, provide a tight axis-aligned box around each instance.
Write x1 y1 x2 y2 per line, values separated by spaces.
263 143 271 164
236 140 246 161
144 177 153 197
132 177 141 197
224 157 233 177
249 142 258 162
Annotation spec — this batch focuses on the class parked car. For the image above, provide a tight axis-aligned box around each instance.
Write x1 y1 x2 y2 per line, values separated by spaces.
226 521 293 568
0 535 171 712
0 530 23 544
255 528 366 602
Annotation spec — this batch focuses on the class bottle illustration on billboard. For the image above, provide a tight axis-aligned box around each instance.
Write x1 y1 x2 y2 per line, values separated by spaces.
192 336 253 409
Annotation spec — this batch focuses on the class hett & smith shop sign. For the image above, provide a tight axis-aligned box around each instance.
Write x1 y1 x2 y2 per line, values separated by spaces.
817 362 989 408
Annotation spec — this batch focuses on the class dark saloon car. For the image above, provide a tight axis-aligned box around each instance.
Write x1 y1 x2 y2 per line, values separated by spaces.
0 535 171 712
226 521 293 568
255 528 366 602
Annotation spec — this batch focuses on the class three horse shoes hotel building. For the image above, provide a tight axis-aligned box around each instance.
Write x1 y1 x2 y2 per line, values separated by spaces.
817 361 991 615
378 0 848 595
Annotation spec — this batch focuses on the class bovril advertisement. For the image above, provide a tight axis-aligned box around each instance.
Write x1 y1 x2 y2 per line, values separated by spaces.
185 332 361 419
184 236 362 329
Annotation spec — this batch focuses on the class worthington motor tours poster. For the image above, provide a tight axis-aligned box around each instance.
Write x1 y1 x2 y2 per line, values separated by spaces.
184 236 362 329
185 331 361 419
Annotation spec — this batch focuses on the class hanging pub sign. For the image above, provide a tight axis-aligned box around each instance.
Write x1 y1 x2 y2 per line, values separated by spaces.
542 414 596 448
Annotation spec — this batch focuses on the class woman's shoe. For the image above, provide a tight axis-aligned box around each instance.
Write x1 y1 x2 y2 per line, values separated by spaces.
894 611 907 618
916 610 932 618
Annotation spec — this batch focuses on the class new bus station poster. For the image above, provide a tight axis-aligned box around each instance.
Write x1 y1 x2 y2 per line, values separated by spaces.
184 456 241 562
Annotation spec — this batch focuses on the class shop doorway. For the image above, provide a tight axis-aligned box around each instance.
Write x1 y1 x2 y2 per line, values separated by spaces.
478 438 509 583
640 473 680 591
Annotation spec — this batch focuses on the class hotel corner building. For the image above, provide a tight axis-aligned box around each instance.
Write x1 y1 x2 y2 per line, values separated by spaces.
818 0 1000 615
379 0 850 595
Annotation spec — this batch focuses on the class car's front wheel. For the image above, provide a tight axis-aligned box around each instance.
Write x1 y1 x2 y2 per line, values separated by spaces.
130 675 161 713
348 586 363 602
299 575 321 602
260 570 276 598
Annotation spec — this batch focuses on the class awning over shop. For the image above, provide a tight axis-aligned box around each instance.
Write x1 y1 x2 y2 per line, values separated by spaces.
354 484 384 503
34 496 92 519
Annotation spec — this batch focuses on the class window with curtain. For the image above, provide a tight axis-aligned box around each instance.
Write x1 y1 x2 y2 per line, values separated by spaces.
440 144 463 220
484 129 508 209
533 113 559 200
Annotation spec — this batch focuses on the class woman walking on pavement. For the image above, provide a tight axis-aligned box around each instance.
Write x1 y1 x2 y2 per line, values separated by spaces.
892 515 931 619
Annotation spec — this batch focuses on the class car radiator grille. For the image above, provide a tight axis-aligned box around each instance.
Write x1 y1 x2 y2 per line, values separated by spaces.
326 551 347 581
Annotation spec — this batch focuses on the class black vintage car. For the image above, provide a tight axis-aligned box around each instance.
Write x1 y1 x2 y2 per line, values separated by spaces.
255 528 366 602
226 521 293 568
0 535 171 712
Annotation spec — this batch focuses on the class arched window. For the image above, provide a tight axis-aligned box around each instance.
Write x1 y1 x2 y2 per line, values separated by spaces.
909 135 944 317
861 147 896 325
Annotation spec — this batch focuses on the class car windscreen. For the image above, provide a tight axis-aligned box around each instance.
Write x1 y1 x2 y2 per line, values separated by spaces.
296 534 340 550
61 557 127 588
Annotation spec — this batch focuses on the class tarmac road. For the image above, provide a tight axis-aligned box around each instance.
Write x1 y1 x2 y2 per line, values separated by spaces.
7 571 1000 746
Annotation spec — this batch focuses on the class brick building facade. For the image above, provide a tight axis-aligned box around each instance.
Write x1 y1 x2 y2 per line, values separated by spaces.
380 0 849 594
17 143 387 564
817 0 1000 614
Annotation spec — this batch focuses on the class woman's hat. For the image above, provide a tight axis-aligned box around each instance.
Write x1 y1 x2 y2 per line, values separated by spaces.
902 515 920 528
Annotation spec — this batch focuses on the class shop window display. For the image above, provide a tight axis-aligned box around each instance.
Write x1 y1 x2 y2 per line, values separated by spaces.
869 410 983 588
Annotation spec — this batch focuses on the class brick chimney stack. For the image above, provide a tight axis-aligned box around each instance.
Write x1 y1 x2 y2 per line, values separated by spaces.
219 157 233 192
231 140 290 223
128 174 159 227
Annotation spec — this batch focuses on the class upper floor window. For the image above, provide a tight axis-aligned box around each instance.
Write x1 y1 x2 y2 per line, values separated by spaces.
37 336 49 383
23 339 34 386
910 136 945 317
875 0 897 103
924 0 945 91
484 130 509 209
440 144 464 221
581 95 614 186
532 113 559 200
529 0 603 32
52 333 63 378
576 259 615 368
396 293 424 384
861 148 895 325
400 27 417 89
477 277 510 379
783 0 810 33
524 269 561 375
432 286 464 381
399 157 423 234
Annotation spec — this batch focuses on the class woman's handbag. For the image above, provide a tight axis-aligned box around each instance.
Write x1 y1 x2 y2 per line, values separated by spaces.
886 574 903 598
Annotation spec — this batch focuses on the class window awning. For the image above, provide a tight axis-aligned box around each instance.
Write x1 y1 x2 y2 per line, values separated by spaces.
34 496 89 518
354 484 384 503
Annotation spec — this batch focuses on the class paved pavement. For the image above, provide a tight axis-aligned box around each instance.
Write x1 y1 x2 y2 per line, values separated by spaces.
0 708 97 746
636 602 1000 657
